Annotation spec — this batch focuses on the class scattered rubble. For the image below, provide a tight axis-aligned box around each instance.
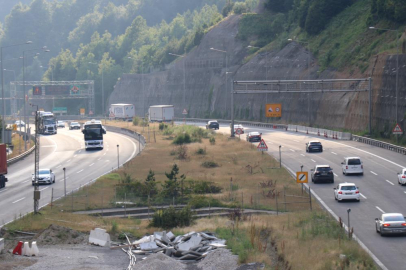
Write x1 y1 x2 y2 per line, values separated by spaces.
197 248 238 270
34 224 87 245
132 252 186 270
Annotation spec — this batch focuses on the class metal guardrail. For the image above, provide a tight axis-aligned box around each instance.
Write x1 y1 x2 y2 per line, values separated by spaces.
352 135 406 155
104 125 146 154
173 118 288 130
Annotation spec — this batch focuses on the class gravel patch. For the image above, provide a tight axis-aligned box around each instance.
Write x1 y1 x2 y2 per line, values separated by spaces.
132 252 186 270
197 248 239 270
34 224 87 245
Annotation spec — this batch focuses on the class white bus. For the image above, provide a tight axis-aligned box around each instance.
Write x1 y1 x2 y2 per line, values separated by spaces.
82 120 106 150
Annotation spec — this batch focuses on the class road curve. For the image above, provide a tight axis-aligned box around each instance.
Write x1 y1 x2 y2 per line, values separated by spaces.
0 127 138 227
187 121 405 270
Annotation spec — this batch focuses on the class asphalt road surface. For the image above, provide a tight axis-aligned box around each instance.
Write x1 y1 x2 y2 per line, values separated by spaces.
0 126 138 228
190 121 406 270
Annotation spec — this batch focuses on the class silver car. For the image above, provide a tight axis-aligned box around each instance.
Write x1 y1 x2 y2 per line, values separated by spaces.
397 169 406 185
32 169 55 185
375 213 406 236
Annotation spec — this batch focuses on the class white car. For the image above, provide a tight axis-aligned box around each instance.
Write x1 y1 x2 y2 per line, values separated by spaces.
334 183 360 202
397 169 406 185
14 120 25 127
32 169 55 185
57 120 65 128
341 157 363 175
375 213 406 236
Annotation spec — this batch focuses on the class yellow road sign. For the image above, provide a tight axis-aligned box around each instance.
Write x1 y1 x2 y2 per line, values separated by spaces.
12 124 17 131
80 108 85 116
266 104 282 117
296 171 308 183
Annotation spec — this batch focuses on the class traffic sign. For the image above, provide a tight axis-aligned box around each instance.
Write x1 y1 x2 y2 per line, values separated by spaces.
80 108 85 116
393 123 403 135
266 104 282 117
182 109 188 115
296 172 308 183
89 110 93 115
257 139 268 151
235 128 243 135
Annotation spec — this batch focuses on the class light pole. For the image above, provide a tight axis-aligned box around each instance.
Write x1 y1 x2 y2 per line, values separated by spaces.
168 53 186 112
1 41 32 142
89 62 104 115
279 145 282 168
288 39 311 125
117 144 119 169
347 208 351 238
30 103 39 214
3 69 16 120
210 47 228 114
369 26 400 138
63 167 66 196
23 47 49 150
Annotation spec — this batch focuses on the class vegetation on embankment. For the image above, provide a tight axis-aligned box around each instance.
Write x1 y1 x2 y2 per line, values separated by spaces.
4 120 377 269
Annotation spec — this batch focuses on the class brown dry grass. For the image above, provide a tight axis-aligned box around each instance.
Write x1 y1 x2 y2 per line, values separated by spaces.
7 133 33 159
3 120 377 269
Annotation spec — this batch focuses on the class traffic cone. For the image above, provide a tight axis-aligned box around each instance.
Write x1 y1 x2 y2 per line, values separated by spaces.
13 241 23 255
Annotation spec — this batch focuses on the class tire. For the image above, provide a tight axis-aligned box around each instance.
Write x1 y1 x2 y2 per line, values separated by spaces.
53 177 55 183
331 179 334 183
376 225 379 233
360 172 364 176
335 195 337 201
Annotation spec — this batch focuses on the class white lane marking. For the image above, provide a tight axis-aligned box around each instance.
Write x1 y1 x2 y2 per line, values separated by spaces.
385 180 394 186
97 158 101 161
76 169 84 174
311 159 316 162
370 171 378 175
105 160 110 162
22 180 30 183
290 149 295 152
103 153 106 156
404 191 406 194
41 145 56 148
333 173 338 177
359 193 367 199
294 140 300 142
89 163 94 167
55 165 61 168
331 152 337 155
111 133 138 164
78 150 81 153
66 159 71 163
300 154 305 157
73 155 77 157
40 187 49 192
59 179 64 182
12 197 25 204
0 188 7 193
376 206 385 214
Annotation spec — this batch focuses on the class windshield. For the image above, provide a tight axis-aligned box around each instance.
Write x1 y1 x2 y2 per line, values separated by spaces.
71 122 79 126
44 119 55 125
39 169 50 174
348 159 361 165
384 216 405 222
317 167 331 172
84 128 103 141
310 142 321 145
341 186 356 191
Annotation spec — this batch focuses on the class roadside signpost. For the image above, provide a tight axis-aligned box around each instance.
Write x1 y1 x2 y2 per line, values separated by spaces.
182 109 188 124
235 128 243 138
80 108 85 116
296 171 308 183
266 104 282 118
393 123 403 135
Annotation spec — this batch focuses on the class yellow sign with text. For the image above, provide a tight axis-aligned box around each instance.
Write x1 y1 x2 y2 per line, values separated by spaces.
266 104 282 117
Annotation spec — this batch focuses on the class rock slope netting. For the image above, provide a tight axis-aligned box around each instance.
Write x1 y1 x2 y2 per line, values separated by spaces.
109 14 406 132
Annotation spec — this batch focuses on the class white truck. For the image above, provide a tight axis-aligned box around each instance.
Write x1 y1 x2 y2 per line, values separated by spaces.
148 105 174 122
110 104 135 121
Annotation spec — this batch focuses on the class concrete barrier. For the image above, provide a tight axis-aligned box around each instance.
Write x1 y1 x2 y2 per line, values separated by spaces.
31 241 39 256
0 238 4 254
89 228 111 247
22 241 30 256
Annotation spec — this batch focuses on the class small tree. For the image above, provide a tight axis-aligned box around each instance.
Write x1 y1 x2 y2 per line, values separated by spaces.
145 169 157 197
162 164 185 198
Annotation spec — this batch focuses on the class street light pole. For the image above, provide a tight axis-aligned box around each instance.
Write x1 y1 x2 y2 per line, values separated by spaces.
347 208 351 238
1 41 32 142
63 167 66 196
30 103 39 214
117 144 119 169
369 26 400 139
168 53 186 112
210 48 228 114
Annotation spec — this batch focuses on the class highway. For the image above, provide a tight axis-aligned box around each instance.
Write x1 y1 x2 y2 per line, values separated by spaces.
0 126 138 227
190 121 406 270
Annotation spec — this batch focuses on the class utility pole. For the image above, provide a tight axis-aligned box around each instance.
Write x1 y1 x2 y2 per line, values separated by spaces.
63 167 66 196
31 103 40 214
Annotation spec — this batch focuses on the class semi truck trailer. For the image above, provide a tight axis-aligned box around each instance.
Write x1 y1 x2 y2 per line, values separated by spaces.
148 105 174 122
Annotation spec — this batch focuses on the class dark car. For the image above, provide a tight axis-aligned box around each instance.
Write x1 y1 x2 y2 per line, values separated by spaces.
306 141 323 152
246 132 262 142
311 165 334 183
206 120 219 130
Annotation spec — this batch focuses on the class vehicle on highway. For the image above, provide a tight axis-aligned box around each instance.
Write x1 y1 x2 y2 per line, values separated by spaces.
14 120 25 127
0 144 8 189
233 124 244 134
334 183 360 202
375 213 406 236
206 120 219 130
397 169 406 185
32 169 55 185
306 141 323 152
82 119 106 150
341 157 363 175
69 122 81 130
311 165 334 183
246 132 262 142
57 120 65 128
38 111 57 135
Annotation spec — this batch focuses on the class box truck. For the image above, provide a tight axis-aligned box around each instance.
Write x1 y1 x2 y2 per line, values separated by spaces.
148 105 174 122
110 104 135 121
0 144 8 189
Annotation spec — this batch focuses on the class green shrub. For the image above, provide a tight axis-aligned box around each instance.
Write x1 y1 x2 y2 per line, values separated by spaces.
193 181 222 194
196 147 206 155
202 161 219 168
188 195 223 208
159 123 168 130
132 116 140 126
215 227 253 263
209 137 216 145
110 220 118 234
173 133 192 145
150 206 195 229
233 2 249 14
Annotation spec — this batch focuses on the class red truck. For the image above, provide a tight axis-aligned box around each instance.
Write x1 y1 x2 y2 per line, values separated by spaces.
0 144 8 189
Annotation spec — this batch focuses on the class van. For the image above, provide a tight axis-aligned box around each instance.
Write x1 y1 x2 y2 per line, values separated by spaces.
341 157 363 175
